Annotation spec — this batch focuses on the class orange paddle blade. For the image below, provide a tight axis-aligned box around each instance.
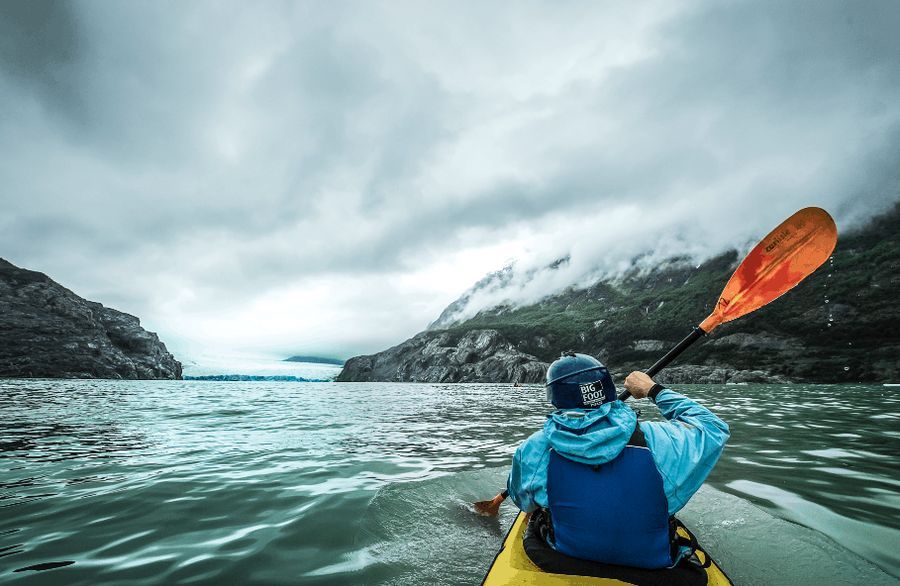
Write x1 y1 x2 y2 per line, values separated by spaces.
473 493 506 517
699 207 838 333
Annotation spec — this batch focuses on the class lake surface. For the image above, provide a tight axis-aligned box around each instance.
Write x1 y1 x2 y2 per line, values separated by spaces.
1 381 897 585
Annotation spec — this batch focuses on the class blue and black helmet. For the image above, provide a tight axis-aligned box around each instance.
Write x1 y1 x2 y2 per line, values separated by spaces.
546 351 617 409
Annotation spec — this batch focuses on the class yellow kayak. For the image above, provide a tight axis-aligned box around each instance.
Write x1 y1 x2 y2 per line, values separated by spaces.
482 512 732 586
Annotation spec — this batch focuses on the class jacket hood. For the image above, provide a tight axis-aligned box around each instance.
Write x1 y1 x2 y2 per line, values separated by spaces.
543 401 637 465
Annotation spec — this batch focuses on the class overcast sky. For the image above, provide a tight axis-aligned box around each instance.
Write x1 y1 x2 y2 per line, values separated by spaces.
2 1 898 362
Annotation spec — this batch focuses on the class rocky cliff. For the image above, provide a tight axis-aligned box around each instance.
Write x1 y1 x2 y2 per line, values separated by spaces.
340 203 900 384
0 259 182 379
338 329 547 383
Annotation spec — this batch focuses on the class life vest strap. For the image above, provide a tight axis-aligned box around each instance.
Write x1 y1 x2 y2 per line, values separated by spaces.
670 517 711 569
627 423 648 447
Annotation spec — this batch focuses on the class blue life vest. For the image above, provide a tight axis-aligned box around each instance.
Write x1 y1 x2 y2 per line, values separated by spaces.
546 425 674 569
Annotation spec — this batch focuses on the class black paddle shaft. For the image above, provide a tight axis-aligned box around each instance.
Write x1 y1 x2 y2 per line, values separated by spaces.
617 326 706 401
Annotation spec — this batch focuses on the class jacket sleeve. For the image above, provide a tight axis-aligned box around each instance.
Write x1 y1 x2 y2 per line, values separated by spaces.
507 430 551 513
640 388 730 515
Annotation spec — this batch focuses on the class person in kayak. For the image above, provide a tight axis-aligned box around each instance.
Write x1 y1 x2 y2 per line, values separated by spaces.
505 351 729 569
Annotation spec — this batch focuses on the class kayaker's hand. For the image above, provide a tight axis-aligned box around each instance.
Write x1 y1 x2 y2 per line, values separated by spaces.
624 371 655 399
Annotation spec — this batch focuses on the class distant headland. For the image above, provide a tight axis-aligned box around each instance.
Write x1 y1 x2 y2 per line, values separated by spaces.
283 355 345 365
183 374 328 382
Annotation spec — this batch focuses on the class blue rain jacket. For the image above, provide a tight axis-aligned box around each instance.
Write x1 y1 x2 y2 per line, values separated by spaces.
507 388 729 516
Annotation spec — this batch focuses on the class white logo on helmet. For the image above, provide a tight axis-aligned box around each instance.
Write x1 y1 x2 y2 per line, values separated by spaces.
579 382 606 406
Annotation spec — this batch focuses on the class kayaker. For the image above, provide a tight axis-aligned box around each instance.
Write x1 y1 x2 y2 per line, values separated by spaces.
505 351 729 569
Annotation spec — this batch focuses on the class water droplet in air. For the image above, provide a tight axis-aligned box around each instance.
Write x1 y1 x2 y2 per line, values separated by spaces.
825 299 830 304
827 323 833 327
843 366 850 371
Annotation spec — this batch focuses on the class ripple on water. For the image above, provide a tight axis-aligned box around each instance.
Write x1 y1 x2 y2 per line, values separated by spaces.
0 380 897 583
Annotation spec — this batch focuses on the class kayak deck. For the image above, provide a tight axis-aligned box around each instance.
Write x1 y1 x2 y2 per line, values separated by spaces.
482 512 732 586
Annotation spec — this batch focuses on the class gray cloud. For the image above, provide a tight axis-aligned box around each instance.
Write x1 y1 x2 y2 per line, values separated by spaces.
0 1 84 117
1 0 898 358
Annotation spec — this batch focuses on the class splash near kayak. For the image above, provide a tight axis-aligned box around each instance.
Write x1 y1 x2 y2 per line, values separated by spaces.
482 511 732 585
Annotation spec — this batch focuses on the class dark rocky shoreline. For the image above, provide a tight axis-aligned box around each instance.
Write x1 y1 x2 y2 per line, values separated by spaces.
338 329 548 383
0 259 181 380
338 328 791 385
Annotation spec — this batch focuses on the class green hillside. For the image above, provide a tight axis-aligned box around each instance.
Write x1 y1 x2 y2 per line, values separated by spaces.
442 203 900 383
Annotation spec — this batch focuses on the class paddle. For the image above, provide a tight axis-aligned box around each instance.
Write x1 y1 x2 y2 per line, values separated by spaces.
618 206 838 399
473 206 838 516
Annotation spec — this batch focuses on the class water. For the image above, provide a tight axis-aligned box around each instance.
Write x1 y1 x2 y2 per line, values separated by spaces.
1 381 897 585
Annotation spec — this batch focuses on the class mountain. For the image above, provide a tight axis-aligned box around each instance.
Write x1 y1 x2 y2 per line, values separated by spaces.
0 259 182 379
428 256 571 330
283 355 344 365
339 203 900 384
